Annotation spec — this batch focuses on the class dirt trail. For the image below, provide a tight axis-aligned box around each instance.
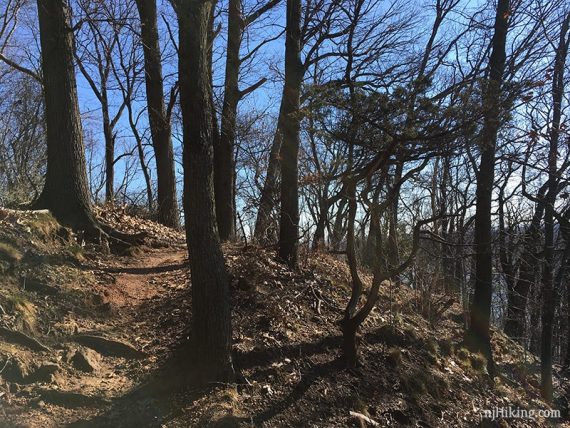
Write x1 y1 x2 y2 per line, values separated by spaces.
1 246 191 427
94 247 188 308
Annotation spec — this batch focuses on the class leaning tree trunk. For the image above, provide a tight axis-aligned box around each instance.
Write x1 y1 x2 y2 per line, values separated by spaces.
254 103 285 243
277 0 303 267
464 0 509 377
177 0 234 383
136 0 180 228
33 0 97 231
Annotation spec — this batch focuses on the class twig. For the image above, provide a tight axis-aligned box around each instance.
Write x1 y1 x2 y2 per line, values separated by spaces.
0 357 10 374
349 411 380 426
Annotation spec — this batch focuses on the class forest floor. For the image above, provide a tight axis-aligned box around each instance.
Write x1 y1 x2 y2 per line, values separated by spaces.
0 206 568 427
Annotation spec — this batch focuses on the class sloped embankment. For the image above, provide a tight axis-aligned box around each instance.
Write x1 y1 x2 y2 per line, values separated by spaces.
0 206 566 427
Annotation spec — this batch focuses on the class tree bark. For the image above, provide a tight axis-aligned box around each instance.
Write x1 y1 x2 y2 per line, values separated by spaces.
102 89 115 202
136 0 180 228
387 163 402 270
33 0 96 231
213 0 242 241
277 0 303 267
254 104 285 243
540 12 569 402
464 0 509 377
311 188 329 250
177 0 234 383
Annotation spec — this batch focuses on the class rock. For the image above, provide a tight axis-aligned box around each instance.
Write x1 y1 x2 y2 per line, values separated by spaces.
70 348 101 373
25 363 59 384
71 335 146 359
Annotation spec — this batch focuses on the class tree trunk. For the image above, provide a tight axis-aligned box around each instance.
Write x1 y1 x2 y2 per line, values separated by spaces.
387 163 402 270
345 177 363 319
214 0 242 241
540 13 569 402
504 195 544 339
312 189 329 250
277 0 303 267
464 0 509 377
177 0 234 383
340 317 359 368
254 104 285 243
102 94 115 203
330 197 347 250
136 0 180 228
33 0 96 231
127 96 154 212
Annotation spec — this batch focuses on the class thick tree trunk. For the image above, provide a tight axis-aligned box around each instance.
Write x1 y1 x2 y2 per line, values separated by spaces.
277 0 303 267
465 0 509 377
177 0 234 383
136 0 180 228
33 0 96 231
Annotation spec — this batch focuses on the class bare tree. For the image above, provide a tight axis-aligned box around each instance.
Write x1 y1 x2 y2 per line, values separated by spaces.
175 0 234 382
540 10 570 401
277 0 303 267
135 0 180 227
214 0 279 241
464 0 510 377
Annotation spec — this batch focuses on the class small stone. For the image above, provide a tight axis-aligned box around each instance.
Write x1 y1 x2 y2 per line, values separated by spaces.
70 349 101 373
25 363 60 383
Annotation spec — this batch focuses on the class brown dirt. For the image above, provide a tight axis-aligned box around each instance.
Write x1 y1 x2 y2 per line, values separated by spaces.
0 208 569 427
0 244 191 428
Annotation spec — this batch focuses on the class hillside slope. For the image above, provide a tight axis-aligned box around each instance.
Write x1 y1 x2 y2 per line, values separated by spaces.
0 207 567 427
